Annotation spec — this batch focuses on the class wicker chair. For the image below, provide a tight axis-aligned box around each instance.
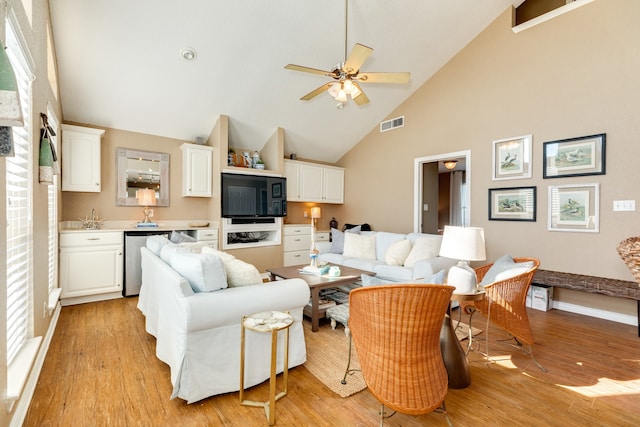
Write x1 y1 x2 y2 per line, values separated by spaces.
468 257 544 371
348 284 455 426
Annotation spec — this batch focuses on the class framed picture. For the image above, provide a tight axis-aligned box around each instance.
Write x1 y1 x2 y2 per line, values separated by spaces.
492 135 532 180
488 186 536 221
548 183 599 233
543 133 606 178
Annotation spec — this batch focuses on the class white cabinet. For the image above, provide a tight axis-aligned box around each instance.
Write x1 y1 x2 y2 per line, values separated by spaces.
181 143 214 197
283 225 311 266
59 231 123 301
284 159 344 204
61 124 105 192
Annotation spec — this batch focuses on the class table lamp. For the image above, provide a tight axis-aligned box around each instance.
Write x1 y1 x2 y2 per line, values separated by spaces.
136 188 156 223
439 225 486 293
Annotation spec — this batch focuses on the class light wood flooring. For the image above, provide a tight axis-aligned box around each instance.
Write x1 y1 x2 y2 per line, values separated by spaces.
25 297 640 426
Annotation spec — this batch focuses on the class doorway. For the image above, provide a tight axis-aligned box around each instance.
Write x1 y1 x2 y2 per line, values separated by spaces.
413 150 471 233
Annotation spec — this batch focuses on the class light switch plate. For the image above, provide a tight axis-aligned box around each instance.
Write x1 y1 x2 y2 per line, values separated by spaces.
613 200 636 211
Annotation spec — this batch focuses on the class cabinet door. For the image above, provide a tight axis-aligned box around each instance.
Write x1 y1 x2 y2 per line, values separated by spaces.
61 125 104 192
182 145 213 197
322 167 344 203
284 160 301 201
299 164 324 202
60 245 123 298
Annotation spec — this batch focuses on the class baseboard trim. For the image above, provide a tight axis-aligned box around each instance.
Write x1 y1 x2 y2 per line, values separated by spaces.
553 300 638 326
10 302 62 427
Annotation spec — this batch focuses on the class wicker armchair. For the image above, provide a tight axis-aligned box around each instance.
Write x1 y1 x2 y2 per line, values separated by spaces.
348 284 455 426
469 257 544 371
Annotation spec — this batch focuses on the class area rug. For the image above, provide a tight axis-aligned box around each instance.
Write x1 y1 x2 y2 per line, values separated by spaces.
303 319 482 398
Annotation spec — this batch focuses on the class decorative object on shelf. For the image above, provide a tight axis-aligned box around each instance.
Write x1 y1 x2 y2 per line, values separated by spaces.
492 134 532 181
543 133 606 179
488 186 537 222
438 225 486 294
227 149 235 166
548 183 600 233
310 207 322 266
136 188 157 224
252 150 261 168
243 151 252 168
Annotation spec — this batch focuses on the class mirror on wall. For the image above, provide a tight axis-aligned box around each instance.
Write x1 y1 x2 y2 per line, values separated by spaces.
116 147 169 206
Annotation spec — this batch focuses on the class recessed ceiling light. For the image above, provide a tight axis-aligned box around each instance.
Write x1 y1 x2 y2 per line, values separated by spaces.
180 47 197 61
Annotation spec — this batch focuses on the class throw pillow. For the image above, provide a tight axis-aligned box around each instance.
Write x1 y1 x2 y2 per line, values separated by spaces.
479 255 535 287
404 237 441 267
343 232 376 260
384 239 411 266
170 230 197 244
146 235 170 256
160 242 190 264
170 251 228 293
201 246 262 287
330 225 361 254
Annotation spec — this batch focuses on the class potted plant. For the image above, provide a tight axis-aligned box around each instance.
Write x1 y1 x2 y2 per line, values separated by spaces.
254 159 265 170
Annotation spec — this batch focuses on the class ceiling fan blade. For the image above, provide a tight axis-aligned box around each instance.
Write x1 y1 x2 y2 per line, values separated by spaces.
357 72 410 84
285 64 333 77
300 82 333 101
352 82 369 106
343 43 373 74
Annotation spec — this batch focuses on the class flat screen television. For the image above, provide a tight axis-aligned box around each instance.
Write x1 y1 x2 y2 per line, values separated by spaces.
221 172 287 218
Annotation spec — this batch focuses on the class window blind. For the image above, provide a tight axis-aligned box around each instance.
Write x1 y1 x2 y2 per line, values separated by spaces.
5 19 33 366
47 109 59 295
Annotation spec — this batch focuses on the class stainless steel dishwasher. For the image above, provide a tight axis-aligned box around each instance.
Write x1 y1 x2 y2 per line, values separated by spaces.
124 230 169 296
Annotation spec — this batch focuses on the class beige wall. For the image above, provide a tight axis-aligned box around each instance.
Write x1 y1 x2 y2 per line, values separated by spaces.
61 125 217 222
337 1 639 314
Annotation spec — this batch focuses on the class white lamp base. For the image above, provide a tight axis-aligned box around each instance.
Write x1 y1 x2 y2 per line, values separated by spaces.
447 261 478 294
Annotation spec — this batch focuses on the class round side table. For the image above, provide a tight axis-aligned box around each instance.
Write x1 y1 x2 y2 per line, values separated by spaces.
240 311 294 426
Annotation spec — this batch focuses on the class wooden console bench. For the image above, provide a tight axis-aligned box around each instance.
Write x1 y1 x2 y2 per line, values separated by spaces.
534 270 640 336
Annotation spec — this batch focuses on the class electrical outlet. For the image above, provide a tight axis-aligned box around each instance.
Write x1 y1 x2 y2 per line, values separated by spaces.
148 209 154 217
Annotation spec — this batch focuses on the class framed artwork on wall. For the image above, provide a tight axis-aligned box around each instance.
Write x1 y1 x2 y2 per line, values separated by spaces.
488 186 536 221
492 135 532 181
543 133 606 178
548 183 599 233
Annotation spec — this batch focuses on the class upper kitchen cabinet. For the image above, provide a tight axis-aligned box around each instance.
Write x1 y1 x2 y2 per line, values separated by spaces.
284 159 344 204
181 143 214 197
61 124 105 192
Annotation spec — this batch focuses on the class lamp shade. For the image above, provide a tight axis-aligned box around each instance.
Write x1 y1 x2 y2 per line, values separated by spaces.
136 188 156 206
311 207 321 219
439 226 486 261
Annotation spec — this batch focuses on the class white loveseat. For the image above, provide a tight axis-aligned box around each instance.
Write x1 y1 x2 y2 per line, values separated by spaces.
317 230 457 282
137 243 310 403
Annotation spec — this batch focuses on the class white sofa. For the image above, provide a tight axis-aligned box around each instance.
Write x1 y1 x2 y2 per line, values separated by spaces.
317 230 457 282
137 245 310 403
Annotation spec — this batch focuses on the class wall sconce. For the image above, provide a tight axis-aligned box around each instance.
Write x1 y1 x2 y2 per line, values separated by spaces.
443 160 458 170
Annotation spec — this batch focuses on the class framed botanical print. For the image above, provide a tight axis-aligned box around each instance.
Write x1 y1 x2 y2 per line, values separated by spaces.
548 183 599 233
492 135 532 181
543 133 606 178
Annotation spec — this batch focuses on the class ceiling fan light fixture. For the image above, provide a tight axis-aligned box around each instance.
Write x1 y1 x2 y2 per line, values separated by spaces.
328 82 341 98
335 89 348 102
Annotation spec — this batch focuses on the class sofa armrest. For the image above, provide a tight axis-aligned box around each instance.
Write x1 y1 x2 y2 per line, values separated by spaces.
182 279 311 332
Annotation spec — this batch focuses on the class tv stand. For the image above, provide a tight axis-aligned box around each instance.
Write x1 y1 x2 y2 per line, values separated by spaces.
222 217 281 250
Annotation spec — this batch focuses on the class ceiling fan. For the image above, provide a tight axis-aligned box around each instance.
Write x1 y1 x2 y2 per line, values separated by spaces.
284 1 410 106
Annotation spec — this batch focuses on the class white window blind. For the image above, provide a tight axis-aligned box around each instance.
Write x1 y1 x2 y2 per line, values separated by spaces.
5 19 33 366
46 108 59 296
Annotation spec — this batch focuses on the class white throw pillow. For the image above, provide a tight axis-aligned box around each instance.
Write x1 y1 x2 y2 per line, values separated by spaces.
201 246 262 287
384 239 411 266
170 251 228 293
479 255 534 287
404 237 441 267
343 232 376 260
146 235 169 256
160 242 190 264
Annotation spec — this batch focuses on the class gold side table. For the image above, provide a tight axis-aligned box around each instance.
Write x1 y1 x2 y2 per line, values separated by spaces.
240 311 294 426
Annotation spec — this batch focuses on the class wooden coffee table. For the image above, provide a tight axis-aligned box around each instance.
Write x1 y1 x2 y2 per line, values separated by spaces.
266 264 374 332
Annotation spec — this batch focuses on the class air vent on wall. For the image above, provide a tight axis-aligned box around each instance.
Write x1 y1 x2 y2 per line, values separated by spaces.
380 116 404 133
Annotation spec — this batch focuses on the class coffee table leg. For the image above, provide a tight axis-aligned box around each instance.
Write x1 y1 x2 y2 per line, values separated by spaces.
311 287 320 332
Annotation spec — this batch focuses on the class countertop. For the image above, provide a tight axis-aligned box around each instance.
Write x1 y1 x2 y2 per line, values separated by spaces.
59 220 218 233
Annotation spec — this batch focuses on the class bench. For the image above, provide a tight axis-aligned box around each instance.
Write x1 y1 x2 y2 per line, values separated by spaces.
534 269 640 336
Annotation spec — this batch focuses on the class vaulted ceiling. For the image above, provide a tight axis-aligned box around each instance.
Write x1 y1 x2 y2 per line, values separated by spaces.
50 0 524 163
